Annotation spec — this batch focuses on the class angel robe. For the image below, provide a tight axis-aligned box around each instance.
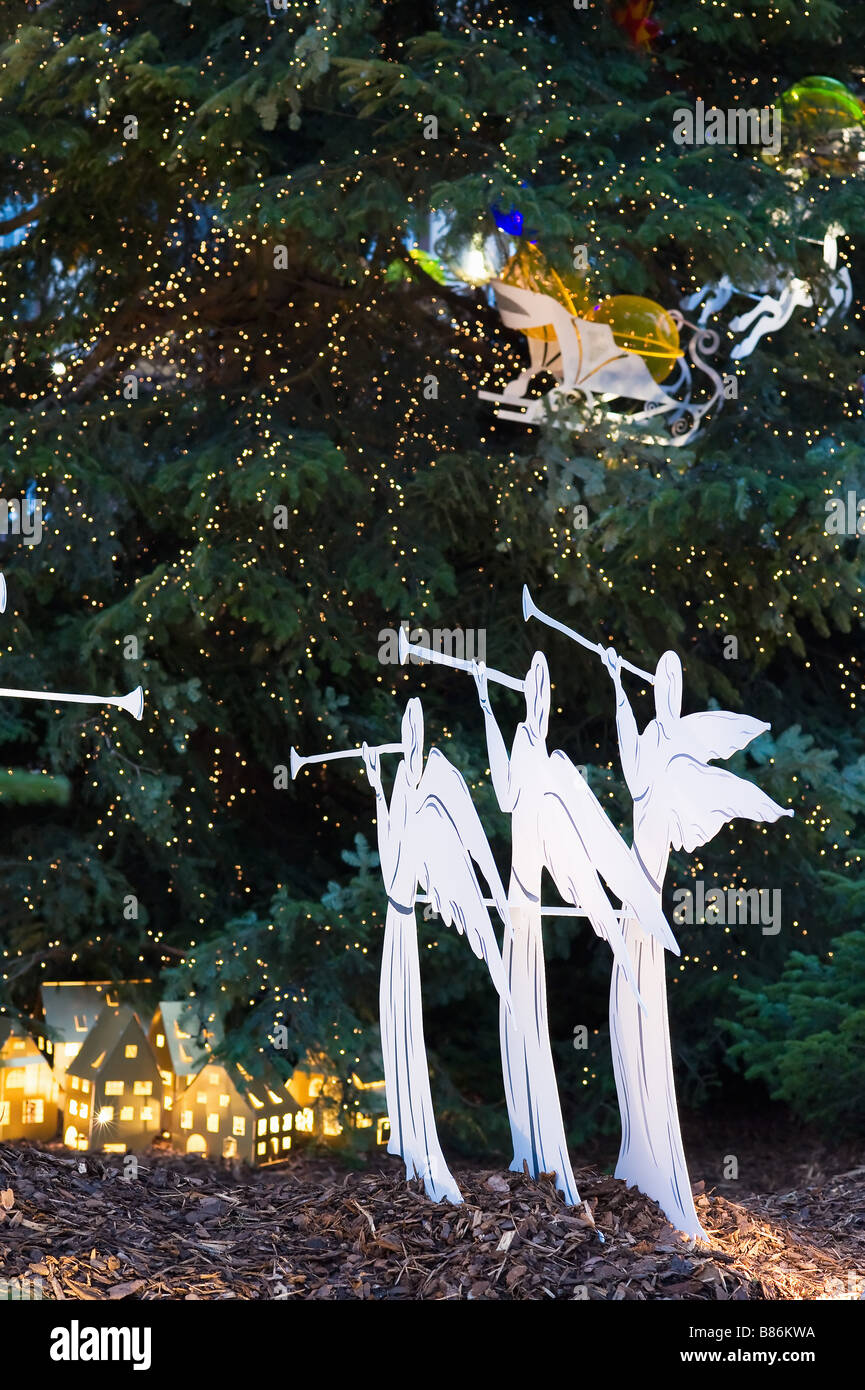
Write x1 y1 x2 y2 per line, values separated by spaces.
372 748 509 1204
484 719 678 1206
609 699 793 1239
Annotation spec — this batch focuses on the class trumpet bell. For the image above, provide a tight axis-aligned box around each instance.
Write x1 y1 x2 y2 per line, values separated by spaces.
290 747 301 780
0 573 6 614
398 626 409 665
522 584 533 622
128 686 144 721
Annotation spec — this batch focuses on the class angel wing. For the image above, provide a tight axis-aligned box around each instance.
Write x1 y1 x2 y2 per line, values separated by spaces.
676 711 770 763
571 318 678 407
657 755 794 854
543 752 680 956
407 748 509 999
491 282 677 408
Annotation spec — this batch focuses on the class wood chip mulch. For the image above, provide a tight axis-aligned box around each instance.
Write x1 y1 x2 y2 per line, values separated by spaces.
0 1142 862 1300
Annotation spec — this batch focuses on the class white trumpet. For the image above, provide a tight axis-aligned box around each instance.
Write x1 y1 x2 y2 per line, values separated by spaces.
522 585 655 685
290 742 404 780
398 626 526 693
0 574 143 719
0 683 145 720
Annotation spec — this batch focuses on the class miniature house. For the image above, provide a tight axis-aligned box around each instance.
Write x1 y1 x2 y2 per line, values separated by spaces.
0 1018 61 1142
149 1000 221 1124
62 1004 162 1154
286 1049 390 1144
174 1057 299 1164
152 1000 299 1164
41 981 120 1089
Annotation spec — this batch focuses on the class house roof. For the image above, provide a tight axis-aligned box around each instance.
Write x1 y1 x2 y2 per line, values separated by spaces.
179 1055 298 1116
0 1017 36 1049
0 1017 46 1068
41 982 118 1042
155 1001 223 1076
67 1005 159 1083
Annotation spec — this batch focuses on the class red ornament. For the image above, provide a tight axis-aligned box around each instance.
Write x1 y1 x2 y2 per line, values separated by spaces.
613 0 662 52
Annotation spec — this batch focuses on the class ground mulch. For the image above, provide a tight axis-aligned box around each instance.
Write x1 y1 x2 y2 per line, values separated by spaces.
1 1141 862 1300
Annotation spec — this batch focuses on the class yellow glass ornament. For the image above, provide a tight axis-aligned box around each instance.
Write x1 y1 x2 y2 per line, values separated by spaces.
586 294 682 383
500 243 591 341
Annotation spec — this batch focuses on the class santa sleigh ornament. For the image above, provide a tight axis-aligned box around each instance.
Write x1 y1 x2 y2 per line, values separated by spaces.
479 280 725 445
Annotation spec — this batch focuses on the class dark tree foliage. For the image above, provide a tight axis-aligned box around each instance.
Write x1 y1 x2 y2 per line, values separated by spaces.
0 0 862 1149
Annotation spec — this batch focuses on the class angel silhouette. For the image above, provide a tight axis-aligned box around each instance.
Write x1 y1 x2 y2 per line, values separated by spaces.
472 652 679 1206
362 697 510 1204
604 646 793 1239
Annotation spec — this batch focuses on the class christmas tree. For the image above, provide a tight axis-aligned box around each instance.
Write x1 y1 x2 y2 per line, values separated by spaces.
0 0 863 1151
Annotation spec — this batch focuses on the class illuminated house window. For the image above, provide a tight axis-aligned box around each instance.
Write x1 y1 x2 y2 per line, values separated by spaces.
120 1107 134 1122
4 1070 24 1089
269 1116 279 1134
70 1077 79 1091
196 1092 208 1106
22 1100 44 1125
81 1080 90 1095
256 1117 267 1137
65 1043 81 1060
295 1108 314 1134
308 1075 324 1099
282 1114 292 1131
281 1136 291 1151
256 1142 265 1157
376 1118 391 1147
208 1070 220 1086
156 1034 165 1049
219 1094 229 1108
99 1107 115 1123
164 1095 173 1111
104 1081 124 1096
222 1137 237 1159
160 1070 172 1086
11 1040 25 1052
134 1081 153 1096
103 1144 126 1154
69 1099 79 1116
79 1105 89 1121
180 1111 193 1131
73 1014 88 1032
323 1113 343 1138
356 1113 373 1130
140 1107 153 1122
206 1114 219 1133
232 1117 246 1137
124 1045 138 1059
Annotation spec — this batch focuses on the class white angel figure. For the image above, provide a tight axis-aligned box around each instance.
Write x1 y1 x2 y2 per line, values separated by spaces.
472 652 679 1206
361 697 510 1205
603 647 793 1239
478 281 678 424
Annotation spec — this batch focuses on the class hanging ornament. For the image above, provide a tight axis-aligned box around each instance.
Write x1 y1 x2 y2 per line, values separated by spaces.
612 0 662 52
772 76 865 174
585 295 682 383
479 272 724 446
491 205 524 238
408 246 448 285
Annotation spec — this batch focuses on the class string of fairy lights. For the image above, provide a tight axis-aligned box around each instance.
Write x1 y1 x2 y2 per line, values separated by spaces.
0 1 862 1115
